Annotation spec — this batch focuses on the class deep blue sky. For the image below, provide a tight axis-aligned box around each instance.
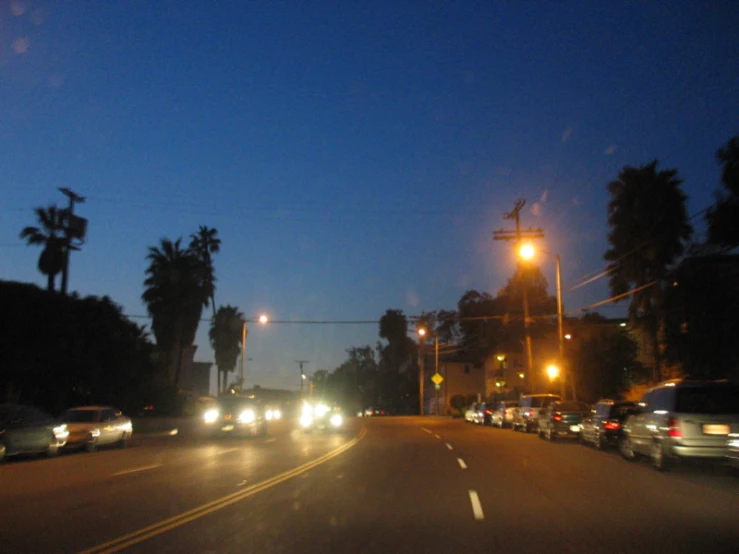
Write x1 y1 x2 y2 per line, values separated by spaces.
2 1 737 392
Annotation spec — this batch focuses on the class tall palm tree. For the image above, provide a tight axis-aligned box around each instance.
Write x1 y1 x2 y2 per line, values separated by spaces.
706 136 739 248
142 238 211 387
19 205 67 291
209 305 244 394
604 161 693 381
189 226 221 319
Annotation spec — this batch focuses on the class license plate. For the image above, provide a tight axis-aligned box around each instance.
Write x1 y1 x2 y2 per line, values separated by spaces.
569 425 580 432
702 424 730 436
221 424 234 431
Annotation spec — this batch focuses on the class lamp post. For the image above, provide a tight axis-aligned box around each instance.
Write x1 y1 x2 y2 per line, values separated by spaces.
519 245 566 399
239 314 269 392
417 327 426 416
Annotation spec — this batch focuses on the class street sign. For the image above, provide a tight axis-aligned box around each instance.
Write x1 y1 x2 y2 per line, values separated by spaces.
431 373 444 385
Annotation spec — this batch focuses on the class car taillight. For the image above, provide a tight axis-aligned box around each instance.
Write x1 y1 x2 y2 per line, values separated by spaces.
528 409 535 417
553 414 563 421
667 417 681 438
603 420 621 430
485 410 492 415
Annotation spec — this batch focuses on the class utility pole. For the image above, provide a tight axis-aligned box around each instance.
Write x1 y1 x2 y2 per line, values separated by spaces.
493 200 544 393
295 360 309 395
58 187 86 295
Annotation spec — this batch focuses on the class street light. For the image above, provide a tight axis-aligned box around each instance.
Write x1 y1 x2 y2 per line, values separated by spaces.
239 314 269 392
417 327 426 416
519 243 566 399
547 364 560 380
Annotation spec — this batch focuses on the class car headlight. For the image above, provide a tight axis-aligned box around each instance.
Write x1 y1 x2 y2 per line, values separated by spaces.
53 424 69 440
330 413 343 427
272 409 281 420
315 404 330 417
238 409 256 423
300 414 314 428
89 428 101 438
203 409 219 424
121 421 133 432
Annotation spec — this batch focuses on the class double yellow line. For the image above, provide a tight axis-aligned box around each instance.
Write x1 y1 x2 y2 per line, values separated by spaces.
79 427 367 554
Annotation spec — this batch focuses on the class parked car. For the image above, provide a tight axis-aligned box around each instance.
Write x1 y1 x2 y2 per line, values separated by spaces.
490 400 519 428
478 401 498 425
200 395 267 437
579 400 637 449
464 402 482 423
538 400 592 441
0 404 68 462
512 394 561 433
619 379 739 471
60 406 133 452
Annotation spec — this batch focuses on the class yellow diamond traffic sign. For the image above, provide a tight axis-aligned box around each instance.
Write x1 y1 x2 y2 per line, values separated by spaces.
431 373 444 385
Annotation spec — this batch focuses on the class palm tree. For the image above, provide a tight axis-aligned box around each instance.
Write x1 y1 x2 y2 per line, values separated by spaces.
209 305 244 394
706 136 739 248
19 205 67 291
142 238 211 387
189 226 221 319
604 161 693 381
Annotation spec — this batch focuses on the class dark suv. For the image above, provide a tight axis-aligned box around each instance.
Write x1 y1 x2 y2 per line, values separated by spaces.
620 379 739 470
579 399 637 450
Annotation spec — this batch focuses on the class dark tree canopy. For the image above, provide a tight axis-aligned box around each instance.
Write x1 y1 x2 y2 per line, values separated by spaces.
706 136 739 248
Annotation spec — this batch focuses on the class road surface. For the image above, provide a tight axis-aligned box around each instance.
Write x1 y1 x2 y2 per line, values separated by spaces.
0 417 737 553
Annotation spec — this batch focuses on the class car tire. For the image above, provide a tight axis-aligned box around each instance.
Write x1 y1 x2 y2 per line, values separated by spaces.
579 432 586 446
651 441 670 472
47 437 60 458
118 432 129 449
596 432 606 450
0 442 6 462
85 438 97 453
619 436 637 461
547 426 555 441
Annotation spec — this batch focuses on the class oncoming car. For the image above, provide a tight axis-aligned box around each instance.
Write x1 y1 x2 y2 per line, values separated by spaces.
200 396 267 438
300 402 345 431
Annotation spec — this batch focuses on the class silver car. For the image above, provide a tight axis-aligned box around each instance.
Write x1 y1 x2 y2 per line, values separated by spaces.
60 406 133 452
490 400 519 428
619 379 739 471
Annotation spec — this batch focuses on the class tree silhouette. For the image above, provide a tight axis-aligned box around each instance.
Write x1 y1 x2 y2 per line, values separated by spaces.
19 205 67 291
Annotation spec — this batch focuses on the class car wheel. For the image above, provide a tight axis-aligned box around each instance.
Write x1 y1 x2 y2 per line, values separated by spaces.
579 432 586 446
619 436 637 461
651 441 670 472
118 432 129 449
547 426 555 441
85 437 97 453
47 436 60 458
595 432 606 450
0 442 6 462
538 427 544 439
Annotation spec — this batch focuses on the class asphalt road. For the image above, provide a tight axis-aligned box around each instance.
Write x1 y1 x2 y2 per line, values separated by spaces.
1 417 737 554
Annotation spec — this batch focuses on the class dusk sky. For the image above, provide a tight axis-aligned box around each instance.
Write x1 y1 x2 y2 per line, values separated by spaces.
2 1 737 393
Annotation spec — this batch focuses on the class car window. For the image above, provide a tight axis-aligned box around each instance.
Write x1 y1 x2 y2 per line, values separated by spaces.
20 406 50 423
101 409 117 421
650 387 673 412
675 385 739 414
61 410 99 423
0 406 19 424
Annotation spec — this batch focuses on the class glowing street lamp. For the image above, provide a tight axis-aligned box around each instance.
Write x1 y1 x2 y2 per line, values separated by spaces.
519 243 567 399
547 364 560 381
239 313 269 390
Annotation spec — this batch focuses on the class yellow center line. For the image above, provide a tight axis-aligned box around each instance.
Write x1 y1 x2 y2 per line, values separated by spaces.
78 426 367 554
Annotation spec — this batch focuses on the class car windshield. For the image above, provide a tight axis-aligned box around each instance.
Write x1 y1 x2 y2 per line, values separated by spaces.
675 385 739 414
60 410 98 423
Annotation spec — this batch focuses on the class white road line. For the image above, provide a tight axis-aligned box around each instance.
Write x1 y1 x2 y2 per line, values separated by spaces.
218 448 239 455
433 434 441 439
445 442 453 450
469 490 484 521
457 458 467 469
421 428 432 434
112 464 162 476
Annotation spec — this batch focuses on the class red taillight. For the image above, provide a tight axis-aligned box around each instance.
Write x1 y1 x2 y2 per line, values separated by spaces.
603 420 621 430
527 409 535 417
485 409 492 415
667 417 681 438
552 414 563 421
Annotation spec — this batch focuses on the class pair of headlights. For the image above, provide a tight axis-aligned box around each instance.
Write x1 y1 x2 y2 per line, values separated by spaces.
300 403 343 428
202 409 256 424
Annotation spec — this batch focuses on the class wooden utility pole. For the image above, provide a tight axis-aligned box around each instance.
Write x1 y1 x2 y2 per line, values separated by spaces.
58 187 86 295
493 200 544 393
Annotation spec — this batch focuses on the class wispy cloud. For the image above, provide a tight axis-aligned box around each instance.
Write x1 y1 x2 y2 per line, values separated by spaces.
604 144 617 155
531 189 548 217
